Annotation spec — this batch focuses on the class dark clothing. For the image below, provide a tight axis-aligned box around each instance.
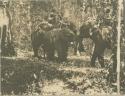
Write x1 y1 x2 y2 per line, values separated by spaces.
91 47 105 67
90 28 107 67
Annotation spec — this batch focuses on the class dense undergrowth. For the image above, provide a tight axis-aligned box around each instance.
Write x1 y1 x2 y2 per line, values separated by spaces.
1 56 125 96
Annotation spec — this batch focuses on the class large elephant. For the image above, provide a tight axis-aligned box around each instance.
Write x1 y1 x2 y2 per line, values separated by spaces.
31 27 75 62
78 23 112 67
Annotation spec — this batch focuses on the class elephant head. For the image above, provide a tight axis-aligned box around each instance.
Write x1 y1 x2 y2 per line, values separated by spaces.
60 28 76 43
79 22 93 38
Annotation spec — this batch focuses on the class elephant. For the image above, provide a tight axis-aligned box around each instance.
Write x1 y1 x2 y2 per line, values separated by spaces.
31 27 76 62
77 23 113 67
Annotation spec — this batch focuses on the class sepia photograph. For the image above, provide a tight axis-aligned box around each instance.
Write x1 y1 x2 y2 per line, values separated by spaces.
0 0 125 95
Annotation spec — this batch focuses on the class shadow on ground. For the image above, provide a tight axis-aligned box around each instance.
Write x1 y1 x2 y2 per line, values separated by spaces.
1 56 124 95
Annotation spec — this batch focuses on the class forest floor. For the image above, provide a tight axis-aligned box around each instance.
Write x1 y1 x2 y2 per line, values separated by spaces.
1 51 125 96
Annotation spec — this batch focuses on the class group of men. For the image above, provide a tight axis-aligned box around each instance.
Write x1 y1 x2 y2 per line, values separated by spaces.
38 9 72 32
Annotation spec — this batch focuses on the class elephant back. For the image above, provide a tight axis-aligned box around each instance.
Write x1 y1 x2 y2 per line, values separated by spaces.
38 21 53 31
45 28 75 43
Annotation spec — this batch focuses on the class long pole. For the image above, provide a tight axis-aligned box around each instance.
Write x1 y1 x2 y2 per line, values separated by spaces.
123 0 125 28
117 0 122 95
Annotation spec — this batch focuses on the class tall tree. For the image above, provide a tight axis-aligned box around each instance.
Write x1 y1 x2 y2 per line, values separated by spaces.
0 1 15 56
124 0 125 27
117 0 123 94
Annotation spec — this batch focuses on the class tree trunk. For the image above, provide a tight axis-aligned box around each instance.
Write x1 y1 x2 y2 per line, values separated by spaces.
124 0 125 27
0 2 16 56
117 0 122 94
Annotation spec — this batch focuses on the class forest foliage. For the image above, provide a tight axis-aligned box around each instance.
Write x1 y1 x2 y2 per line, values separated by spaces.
1 0 125 95
7 0 119 52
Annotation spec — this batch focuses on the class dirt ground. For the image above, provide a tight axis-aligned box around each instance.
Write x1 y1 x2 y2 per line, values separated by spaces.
1 53 125 96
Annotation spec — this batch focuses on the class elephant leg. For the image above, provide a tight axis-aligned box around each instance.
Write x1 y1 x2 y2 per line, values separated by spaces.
73 41 78 55
58 50 68 62
90 48 98 67
61 45 68 61
46 46 55 61
98 54 105 68
56 42 68 62
56 43 63 62
58 51 62 62
43 47 46 59
33 46 39 57
78 37 85 53
31 39 41 58
48 49 55 60
31 35 40 58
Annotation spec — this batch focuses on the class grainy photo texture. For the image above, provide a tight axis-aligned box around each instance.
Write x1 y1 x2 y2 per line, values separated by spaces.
0 0 125 95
